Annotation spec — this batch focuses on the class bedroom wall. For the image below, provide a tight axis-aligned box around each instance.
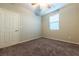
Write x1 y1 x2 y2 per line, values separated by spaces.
42 4 79 44
20 10 41 42
0 4 41 48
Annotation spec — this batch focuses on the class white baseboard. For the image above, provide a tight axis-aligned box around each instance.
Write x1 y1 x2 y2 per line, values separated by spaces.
44 36 79 45
0 36 42 48
19 36 42 44
1 36 78 48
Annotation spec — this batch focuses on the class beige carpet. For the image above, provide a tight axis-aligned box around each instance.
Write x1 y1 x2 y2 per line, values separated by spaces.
0 37 79 56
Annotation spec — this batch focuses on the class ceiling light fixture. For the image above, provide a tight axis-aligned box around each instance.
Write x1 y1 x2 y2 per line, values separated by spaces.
32 3 52 9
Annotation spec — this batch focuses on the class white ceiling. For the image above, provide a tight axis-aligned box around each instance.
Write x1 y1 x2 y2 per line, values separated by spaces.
29 3 68 16
40 3 68 16
0 3 68 16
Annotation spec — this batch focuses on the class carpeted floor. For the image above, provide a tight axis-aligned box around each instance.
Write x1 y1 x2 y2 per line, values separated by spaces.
0 37 79 56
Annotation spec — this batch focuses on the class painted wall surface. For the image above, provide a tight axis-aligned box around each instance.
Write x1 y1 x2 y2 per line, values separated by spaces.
20 10 41 42
0 4 41 48
42 4 79 44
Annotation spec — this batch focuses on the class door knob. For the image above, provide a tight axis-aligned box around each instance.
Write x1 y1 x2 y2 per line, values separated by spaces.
15 30 19 32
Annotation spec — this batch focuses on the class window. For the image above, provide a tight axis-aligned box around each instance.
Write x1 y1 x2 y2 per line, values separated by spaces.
49 14 59 30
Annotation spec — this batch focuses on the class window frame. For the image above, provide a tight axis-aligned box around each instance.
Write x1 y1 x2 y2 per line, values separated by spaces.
49 13 60 30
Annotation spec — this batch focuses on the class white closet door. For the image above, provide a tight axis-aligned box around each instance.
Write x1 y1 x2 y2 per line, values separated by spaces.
0 9 20 48
0 10 5 46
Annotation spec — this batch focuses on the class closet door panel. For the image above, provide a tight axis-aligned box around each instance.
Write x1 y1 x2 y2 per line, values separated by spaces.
0 9 20 48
